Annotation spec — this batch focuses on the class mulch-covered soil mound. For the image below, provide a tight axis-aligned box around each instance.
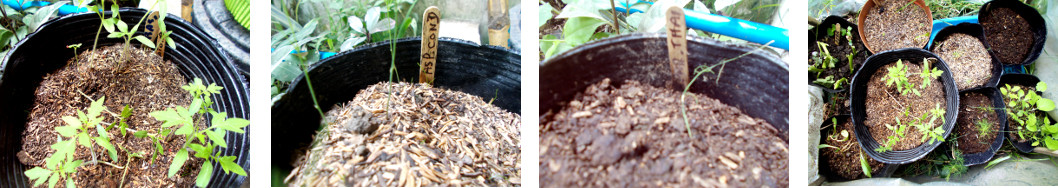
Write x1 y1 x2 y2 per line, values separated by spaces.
287 82 521 187
539 78 788 187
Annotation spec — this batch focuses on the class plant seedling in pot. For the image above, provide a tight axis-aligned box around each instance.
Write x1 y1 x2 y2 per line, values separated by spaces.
1001 82 1058 150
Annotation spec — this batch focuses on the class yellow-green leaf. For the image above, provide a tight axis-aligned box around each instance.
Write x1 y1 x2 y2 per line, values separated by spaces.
196 161 213 187
168 148 189 177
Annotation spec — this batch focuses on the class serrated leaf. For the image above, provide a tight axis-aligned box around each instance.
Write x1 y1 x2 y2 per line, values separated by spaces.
189 143 211 159
217 155 246 176
61 116 81 128
207 129 227 148
55 125 79 137
168 148 188 177
47 172 59 188
64 160 83 173
151 109 183 128
94 137 118 161
175 124 194 135
24 167 51 187
77 132 91 147
196 161 213 187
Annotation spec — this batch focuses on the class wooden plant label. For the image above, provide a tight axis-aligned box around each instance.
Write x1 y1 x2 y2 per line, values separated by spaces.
419 6 441 84
145 11 163 54
182 0 193 22
665 6 689 86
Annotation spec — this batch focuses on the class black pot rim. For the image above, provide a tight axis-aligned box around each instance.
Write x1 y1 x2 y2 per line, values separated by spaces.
956 87 1007 166
928 23 1004 92
997 73 1044 153
0 8 249 187
850 48 960 164
978 0 1048 65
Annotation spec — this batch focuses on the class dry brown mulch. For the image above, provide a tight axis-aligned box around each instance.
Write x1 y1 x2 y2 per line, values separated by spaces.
865 61 947 151
539 78 788 187
18 44 198 187
863 0 931 52
287 82 521 187
820 117 884 180
933 33 993 90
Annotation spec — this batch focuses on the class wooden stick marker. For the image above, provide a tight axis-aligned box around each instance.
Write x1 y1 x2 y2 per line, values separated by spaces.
419 6 441 85
665 6 689 86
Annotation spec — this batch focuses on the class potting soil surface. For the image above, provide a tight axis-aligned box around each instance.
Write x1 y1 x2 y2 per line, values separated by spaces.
539 78 788 187
956 92 999 154
18 45 198 187
980 7 1033 64
933 33 993 91
862 0 931 52
821 117 884 180
865 61 947 151
286 82 521 187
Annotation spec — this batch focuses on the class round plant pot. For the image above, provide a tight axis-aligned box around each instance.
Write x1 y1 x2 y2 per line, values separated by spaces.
956 87 1007 166
540 33 789 137
818 114 897 181
978 0 1047 66
193 0 250 78
850 48 959 164
809 16 870 93
857 0 933 54
0 9 249 187
998 73 1045 153
270 37 520 181
928 23 1003 92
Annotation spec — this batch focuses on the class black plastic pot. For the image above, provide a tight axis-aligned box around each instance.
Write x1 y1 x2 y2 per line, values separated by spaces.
540 33 789 138
928 23 1003 92
270 37 520 182
808 16 868 93
998 73 1044 153
956 87 1007 166
193 0 249 78
818 115 897 181
0 9 249 187
978 0 1047 65
850 48 959 164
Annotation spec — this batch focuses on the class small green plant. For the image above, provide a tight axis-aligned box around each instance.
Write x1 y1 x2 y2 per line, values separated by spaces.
24 97 122 188
876 104 947 153
884 58 943 96
151 78 249 187
1001 82 1058 150
976 119 993 138
67 43 82 62
859 150 873 178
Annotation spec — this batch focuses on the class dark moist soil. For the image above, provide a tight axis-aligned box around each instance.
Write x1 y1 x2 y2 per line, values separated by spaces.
287 82 521 187
1004 85 1035 143
862 0 931 52
809 24 870 90
980 7 1034 64
17 45 198 187
825 91 851 116
955 92 999 154
933 33 993 90
539 78 788 187
865 61 947 151
821 117 884 180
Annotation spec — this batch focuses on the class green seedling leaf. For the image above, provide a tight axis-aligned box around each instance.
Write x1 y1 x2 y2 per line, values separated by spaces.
207 129 227 148
64 160 83 173
217 155 246 176
47 172 59 188
134 35 156 49
94 136 118 161
1038 98 1055 111
859 150 872 178
196 161 214 187
562 17 608 46
168 148 189 177
134 130 148 138
24 167 51 187
55 125 78 138
1038 82 1048 92
1047 139 1058 151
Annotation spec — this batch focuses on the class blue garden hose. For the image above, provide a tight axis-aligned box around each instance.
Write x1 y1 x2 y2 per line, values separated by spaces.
616 1 789 50
2 0 89 15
